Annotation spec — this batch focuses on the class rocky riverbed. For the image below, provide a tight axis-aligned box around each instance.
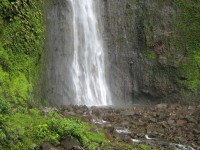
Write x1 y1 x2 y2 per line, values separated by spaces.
57 103 200 150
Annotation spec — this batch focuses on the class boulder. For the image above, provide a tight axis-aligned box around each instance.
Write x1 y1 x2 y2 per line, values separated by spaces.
60 136 81 150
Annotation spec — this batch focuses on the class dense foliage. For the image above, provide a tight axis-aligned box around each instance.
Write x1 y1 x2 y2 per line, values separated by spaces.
175 0 200 93
0 0 44 105
0 97 108 150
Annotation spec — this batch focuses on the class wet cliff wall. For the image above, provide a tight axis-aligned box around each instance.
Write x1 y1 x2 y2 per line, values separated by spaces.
100 0 200 103
45 0 75 105
45 0 200 105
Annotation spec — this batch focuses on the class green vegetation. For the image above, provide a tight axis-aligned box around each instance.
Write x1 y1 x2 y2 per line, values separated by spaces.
144 51 157 59
175 0 200 93
0 0 44 105
0 97 108 150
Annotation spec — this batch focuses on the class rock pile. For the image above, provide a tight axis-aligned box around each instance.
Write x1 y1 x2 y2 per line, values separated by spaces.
60 104 200 149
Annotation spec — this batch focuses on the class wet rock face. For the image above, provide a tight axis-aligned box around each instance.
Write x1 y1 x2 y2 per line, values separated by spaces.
99 0 179 103
45 0 193 105
45 0 74 106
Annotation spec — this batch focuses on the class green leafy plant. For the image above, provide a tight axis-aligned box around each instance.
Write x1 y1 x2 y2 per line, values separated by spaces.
0 0 44 106
0 104 108 150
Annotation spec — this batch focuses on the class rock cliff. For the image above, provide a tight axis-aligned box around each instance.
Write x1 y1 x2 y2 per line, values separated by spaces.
45 0 199 105
100 0 188 103
45 0 75 105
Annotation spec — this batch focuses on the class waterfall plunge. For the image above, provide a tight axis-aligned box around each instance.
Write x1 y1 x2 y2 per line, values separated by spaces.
70 0 112 106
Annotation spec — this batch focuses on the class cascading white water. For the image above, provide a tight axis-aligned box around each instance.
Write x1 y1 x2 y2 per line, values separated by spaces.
70 0 112 106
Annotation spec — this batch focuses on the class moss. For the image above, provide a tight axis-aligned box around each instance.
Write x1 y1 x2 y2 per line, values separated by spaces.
0 0 45 105
174 0 200 94
141 0 200 96
144 51 157 59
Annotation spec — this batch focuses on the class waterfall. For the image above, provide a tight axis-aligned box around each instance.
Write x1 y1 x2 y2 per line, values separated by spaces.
70 0 112 106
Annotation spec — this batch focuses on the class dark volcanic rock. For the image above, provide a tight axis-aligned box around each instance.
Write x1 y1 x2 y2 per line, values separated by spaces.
59 104 199 149
40 142 58 150
99 0 182 103
60 136 81 150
